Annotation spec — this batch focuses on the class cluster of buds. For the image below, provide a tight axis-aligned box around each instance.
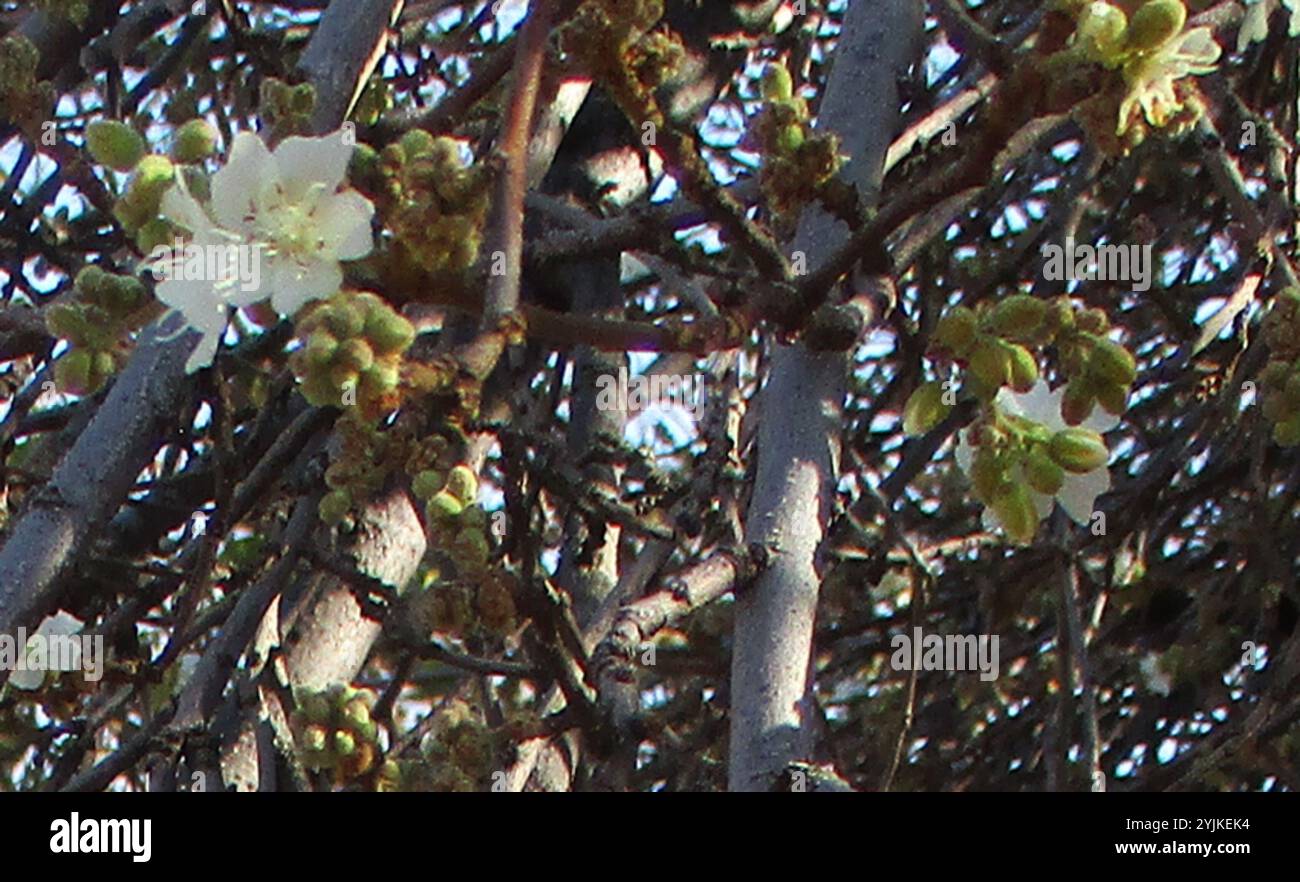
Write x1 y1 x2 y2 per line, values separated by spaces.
45 265 150 395
1258 290 1300 446
292 685 382 786
258 77 317 142
290 290 416 421
966 409 1111 544
919 294 1136 428
412 462 512 631
417 699 494 792
0 36 55 139
751 62 843 227
350 130 490 280
317 415 415 526
88 117 219 253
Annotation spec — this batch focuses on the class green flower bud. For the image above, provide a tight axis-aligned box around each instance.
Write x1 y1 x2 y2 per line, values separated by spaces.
1273 413 1300 447
335 338 375 372
135 218 175 256
364 306 416 356
324 300 366 339
399 128 437 161
776 124 805 154
358 362 400 398
171 118 218 163
902 380 953 436
445 465 478 504
970 446 1004 502
1007 344 1039 393
1048 426 1110 473
46 302 87 342
1024 446 1065 496
289 82 316 115
411 469 444 500
92 350 117 378
970 338 1012 390
991 480 1038 545
302 724 329 753
1088 337 1137 386
85 120 145 171
426 490 464 520
304 331 339 369
328 364 359 392
452 527 490 565
342 697 372 729
349 143 380 186
1095 379 1129 415
319 489 352 525
1125 0 1186 53
1061 377 1096 426
990 295 1048 340
1078 2 1129 61
1076 307 1110 335
935 306 979 356
333 730 357 757
760 63 794 102
123 155 176 215
54 349 93 395
74 264 111 298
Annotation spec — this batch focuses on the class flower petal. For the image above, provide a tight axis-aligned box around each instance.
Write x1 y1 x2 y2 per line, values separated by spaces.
273 133 354 203
314 190 375 260
268 256 343 317
1057 466 1111 525
211 131 274 231
159 183 214 236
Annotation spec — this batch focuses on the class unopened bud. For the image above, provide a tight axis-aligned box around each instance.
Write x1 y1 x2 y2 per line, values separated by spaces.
1048 426 1110 473
1024 447 1065 495
1088 337 1137 386
935 306 978 356
991 480 1038 544
85 120 145 171
902 380 953 436
171 118 218 163
990 295 1048 340
1125 0 1186 53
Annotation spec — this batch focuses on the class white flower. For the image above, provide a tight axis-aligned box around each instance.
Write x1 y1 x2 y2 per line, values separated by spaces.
152 129 374 373
152 177 252 373
8 611 84 691
956 380 1118 535
209 131 374 316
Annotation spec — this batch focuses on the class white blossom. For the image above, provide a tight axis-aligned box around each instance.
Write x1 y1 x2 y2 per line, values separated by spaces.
152 129 375 372
956 380 1119 535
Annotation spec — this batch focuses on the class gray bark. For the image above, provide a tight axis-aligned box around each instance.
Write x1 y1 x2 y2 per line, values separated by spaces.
727 0 923 792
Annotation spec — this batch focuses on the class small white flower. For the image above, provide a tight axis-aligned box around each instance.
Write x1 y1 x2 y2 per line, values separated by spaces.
956 380 1118 535
153 179 252 373
8 611 84 691
209 131 374 316
152 129 375 372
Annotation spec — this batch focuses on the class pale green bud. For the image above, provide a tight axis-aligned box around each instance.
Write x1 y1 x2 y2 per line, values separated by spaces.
1048 426 1110 473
